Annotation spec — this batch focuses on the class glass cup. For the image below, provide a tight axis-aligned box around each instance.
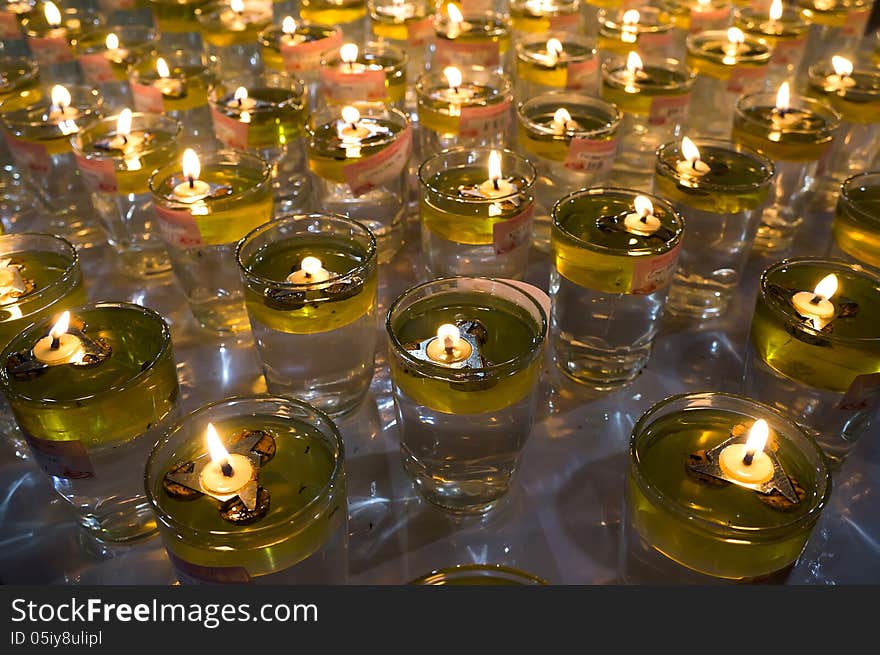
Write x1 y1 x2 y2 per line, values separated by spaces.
0 301 180 542
146 395 347 584
744 257 880 467
368 0 436 82
318 40 407 112
517 92 622 253
509 0 584 39
258 20 343 103
796 0 872 75
150 149 274 333
300 0 367 42
662 0 733 57
624 392 830 583
654 137 774 319
386 276 546 514
734 4 809 87
597 6 679 62
196 0 273 74
431 8 511 74
831 172 880 271
20 2 102 72
551 188 684 388
419 147 536 279
514 32 600 99
732 90 840 253
236 214 378 416
72 111 180 278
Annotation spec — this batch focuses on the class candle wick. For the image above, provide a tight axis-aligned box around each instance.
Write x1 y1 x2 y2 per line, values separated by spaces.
742 449 755 466
304 271 312 279
453 86 459 94
493 178 500 191
188 176 194 189
50 335 60 350
220 460 234 477
810 294 822 305
640 214 648 224
121 134 128 145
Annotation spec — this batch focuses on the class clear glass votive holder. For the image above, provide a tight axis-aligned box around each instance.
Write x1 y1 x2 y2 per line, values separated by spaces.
796 0 872 74
0 301 180 542
0 0 30 44
601 54 694 183
514 32 599 99
386 276 546 514
129 49 216 139
732 90 840 253
516 92 622 252
419 147 536 279
661 0 732 55
148 0 210 34
509 0 584 38
150 149 274 333
259 19 343 97
20 2 102 70
598 6 678 62
318 40 407 111
208 71 311 215
685 28 771 138
624 392 830 583
300 0 367 41
734 4 810 87
146 395 347 584
745 257 880 467
236 214 377 416
0 84 103 249
831 172 880 271
306 102 411 263
411 564 548 584
416 65 512 154
72 111 180 278
551 188 684 388
432 8 511 73
654 137 774 318
368 0 434 83
196 0 272 74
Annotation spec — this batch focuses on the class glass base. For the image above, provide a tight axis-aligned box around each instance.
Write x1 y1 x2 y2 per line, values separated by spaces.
118 248 173 278
189 296 251 334
666 274 734 319
553 346 648 390
422 227 529 279
752 207 801 253
74 497 158 544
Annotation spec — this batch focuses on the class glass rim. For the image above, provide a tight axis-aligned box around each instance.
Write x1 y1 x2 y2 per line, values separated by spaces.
685 29 772 64
517 91 622 140
599 5 675 32
734 5 811 34
655 136 775 193
257 21 340 46
368 0 431 19
759 256 880 345
409 564 549 585
0 301 173 403
130 48 217 79
145 394 345 538
72 23 158 50
386 276 547 379
415 65 512 100
0 232 80 310
318 39 409 70
807 61 880 98
195 0 273 25
629 391 831 537
434 11 510 36
417 146 537 204
304 102 410 149
551 187 685 257
600 55 696 89
510 0 579 10
21 5 102 34
0 85 102 130
235 212 378 290
71 111 182 160
207 74 307 110
148 147 273 202
733 90 842 136
514 30 596 60
0 56 39 91
838 171 880 227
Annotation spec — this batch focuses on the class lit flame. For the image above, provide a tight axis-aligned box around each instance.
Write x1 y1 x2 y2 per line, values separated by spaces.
234 86 248 103
105 32 119 50
50 84 71 110
553 107 572 126
49 311 70 341
44 1 61 27
634 195 653 217
205 423 230 464
340 43 358 64
769 0 783 21
488 150 502 182
626 51 643 73
546 38 563 58
832 55 853 77
230 0 244 12
727 27 745 45
622 9 640 24
182 148 200 181
775 81 790 112
341 105 360 125
697 0 711 7
116 108 132 136
744 419 769 459
156 57 170 79
447 2 463 24
437 324 460 350
682 136 701 164
444 66 462 89
281 15 296 34
301 256 323 276
813 273 838 300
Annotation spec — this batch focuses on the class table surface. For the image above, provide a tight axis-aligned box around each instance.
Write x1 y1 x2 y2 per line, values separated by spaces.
0 210 878 586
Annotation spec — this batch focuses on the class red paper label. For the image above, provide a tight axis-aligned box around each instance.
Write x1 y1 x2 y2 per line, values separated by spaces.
838 373 880 411
210 106 249 150
0 12 22 39
565 58 599 91
281 31 343 73
434 39 500 69
689 7 731 33
770 36 807 68
78 53 115 85
638 30 673 52
648 93 691 127
407 17 435 46
24 433 95 480
7 134 51 175
320 67 387 104
493 203 534 255
460 0 494 12
564 137 618 176
458 99 511 138
631 241 681 294
75 154 118 193
27 35 73 65
842 8 869 36
167 551 252 585
548 13 581 31
726 65 767 94
343 125 412 195
131 81 165 113
154 204 202 248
